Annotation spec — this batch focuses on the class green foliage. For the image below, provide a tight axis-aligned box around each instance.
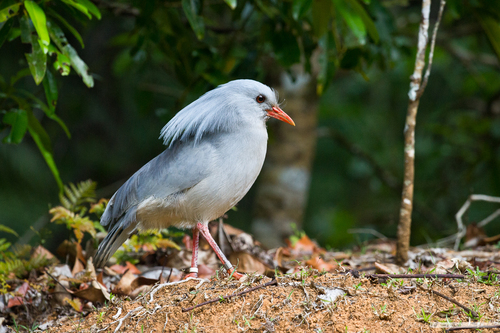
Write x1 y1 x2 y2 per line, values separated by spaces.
0 0 101 192
49 180 105 243
0 238 54 291
113 229 181 265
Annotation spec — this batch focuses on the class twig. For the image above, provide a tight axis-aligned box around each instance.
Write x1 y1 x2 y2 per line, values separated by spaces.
368 274 464 279
347 228 388 240
445 324 500 332
418 0 446 97
162 312 169 333
182 279 278 312
45 270 73 294
454 194 500 250
133 277 206 304
430 289 479 318
109 306 143 333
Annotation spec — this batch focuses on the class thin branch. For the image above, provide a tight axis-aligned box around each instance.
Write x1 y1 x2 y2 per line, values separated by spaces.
182 279 278 312
418 0 446 97
368 273 464 279
348 228 388 240
430 289 479 318
454 194 500 250
445 324 500 332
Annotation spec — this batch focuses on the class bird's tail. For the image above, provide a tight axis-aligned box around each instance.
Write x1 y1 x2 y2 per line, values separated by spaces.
94 222 137 268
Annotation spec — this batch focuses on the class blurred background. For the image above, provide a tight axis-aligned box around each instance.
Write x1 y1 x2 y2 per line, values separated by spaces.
1 0 499 253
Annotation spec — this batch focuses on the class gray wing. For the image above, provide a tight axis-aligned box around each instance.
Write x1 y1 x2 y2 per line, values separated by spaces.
102 140 215 228
94 139 216 267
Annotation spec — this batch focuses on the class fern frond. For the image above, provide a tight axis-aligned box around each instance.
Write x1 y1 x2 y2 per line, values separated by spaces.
60 180 97 212
0 258 25 277
0 225 18 237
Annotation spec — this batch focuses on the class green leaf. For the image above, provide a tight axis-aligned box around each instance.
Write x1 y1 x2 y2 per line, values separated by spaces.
0 224 19 237
182 0 205 40
345 0 379 43
0 18 14 48
24 1 50 46
292 0 312 20
53 51 71 75
2 109 28 144
333 0 366 42
60 0 91 19
42 70 58 113
47 11 84 48
18 88 70 138
478 13 500 62
25 38 47 85
48 22 93 87
312 0 332 37
27 109 63 193
75 0 101 19
224 0 237 10
0 3 21 23
19 15 30 43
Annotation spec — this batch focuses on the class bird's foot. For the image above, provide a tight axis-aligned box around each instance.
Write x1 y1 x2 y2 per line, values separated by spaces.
227 268 244 280
184 272 198 279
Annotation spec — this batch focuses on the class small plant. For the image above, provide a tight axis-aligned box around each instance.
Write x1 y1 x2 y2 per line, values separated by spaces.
12 318 39 333
413 307 433 323
96 311 106 324
353 282 364 291
467 267 499 286
464 303 485 320
49 180 106 244
242 315 254 327
372 304 387 315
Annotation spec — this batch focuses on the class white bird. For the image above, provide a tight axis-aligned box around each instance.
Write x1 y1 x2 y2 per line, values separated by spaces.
93 79 295 279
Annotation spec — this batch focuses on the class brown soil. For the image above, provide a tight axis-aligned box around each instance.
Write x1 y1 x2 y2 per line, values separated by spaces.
52 270 500 333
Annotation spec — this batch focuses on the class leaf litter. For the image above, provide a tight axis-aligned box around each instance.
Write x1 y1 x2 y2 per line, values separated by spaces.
1 220 500 332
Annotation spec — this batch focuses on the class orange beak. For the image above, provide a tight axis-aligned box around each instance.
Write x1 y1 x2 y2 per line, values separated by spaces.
266 106 295 126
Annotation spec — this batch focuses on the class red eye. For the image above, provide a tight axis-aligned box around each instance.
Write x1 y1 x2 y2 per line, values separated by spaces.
256 94 266 103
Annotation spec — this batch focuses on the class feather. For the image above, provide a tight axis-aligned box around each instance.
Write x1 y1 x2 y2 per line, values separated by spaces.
160 79 276 146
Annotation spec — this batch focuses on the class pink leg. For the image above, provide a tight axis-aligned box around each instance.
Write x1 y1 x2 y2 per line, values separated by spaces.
197 222 244 280
184 227 199 279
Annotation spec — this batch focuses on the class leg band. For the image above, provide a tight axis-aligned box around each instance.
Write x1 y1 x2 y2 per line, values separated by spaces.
189 267 198 273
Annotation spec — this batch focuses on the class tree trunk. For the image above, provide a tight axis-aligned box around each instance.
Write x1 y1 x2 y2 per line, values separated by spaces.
251 73 318 248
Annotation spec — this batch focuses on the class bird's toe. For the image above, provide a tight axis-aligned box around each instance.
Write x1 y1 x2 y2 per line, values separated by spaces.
228 269 245 280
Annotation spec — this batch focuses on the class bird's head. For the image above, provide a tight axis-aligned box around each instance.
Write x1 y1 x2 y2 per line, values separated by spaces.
160 79 295 147
223 80 295 127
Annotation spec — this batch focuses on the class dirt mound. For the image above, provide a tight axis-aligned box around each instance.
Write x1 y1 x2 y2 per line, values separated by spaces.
52 269 499 332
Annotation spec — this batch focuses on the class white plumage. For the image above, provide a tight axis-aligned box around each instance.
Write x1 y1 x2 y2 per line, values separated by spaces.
94 79 294 279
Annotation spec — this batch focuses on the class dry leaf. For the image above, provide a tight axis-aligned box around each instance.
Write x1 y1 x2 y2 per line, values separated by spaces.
112 270 136 295
125 261 141 274
65 298 83 312
305 256 338 272
229 251 266 274
72 259 85 277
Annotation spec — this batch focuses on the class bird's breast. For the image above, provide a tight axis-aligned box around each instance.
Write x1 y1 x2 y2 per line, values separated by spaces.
184 126 268 221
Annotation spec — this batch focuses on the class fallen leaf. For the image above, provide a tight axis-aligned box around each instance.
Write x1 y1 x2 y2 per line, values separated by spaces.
229 251 266 274
110 264 128 274
112 270 136 295
125 261 141 274
7 297 25 308
72 259 85 277
305 256 338 272
32 245 57 262
65 298 83 312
